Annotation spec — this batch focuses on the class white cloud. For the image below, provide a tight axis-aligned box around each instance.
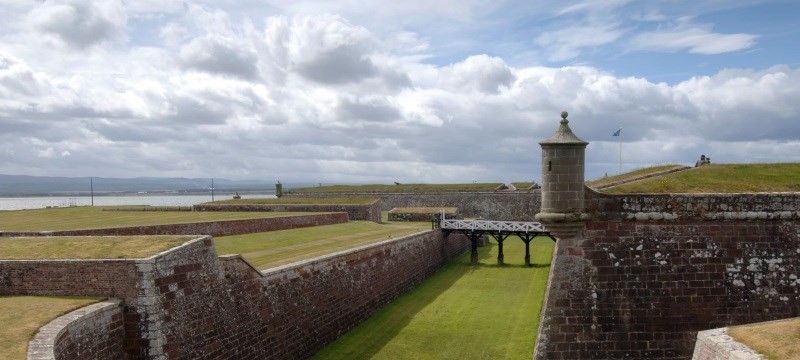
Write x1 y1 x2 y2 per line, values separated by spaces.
28 0 126 49
630 25 758 54
535 23 624 62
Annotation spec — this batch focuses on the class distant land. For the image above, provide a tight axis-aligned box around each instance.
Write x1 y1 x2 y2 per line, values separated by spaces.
0 174 304 196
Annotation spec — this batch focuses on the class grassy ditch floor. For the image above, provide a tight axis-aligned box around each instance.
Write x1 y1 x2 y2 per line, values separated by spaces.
215 221 430 269
602 163 800 193
0 236 194 260
728 317 800 360
0 206 314 232
0 296 102 360
312 236 554 360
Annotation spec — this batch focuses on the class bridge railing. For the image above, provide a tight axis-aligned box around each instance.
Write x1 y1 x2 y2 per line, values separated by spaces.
435 210 547 233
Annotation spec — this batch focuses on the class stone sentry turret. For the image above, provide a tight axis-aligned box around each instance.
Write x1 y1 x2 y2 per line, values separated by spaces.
534 111 589 238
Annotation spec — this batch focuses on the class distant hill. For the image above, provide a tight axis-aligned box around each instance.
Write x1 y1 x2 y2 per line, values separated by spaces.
0 174 284 196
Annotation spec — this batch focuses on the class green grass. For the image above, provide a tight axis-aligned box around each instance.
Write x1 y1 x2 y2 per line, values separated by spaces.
603 163 800 193
207 197 377 205
728 318 800 360
312 236 554 360
288 183 508 193
0 206 315 232
0 296 102 360
586 164 686 189
0 236 193 259
214 221 430 269
388 207 458 214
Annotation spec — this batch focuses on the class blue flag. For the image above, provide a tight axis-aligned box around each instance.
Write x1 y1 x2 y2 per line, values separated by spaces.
612 128 621 136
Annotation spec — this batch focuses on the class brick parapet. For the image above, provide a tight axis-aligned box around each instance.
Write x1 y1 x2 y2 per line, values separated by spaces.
0 213 349 237
586 187 800 221
692 327 764 360
28 299 126 360
193 202 381 222
285 191 541 221
534 219 800 359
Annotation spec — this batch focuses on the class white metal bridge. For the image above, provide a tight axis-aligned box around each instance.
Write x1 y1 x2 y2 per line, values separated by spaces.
434 212 554 265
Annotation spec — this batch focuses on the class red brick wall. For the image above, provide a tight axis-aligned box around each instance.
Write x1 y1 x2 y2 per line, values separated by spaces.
28 300 126 360
534 190 800 359
4 231 469 359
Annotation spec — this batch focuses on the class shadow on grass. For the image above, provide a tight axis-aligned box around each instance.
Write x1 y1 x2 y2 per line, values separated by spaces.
313 237 552 359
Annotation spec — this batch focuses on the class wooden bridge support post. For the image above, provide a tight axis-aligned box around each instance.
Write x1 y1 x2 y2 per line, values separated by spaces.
519 233 535 266
467 232 481 265
491 233 510 265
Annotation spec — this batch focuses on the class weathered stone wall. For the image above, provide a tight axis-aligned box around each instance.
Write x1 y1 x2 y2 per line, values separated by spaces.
192 201 382 223
28 299 126 360
692 327 764 360
0 213 348 238
534 189 800 359
5 231 470 359
285 191 541 221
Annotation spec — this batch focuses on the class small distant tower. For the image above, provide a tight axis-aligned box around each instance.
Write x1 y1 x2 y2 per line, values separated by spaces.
535 111 589 238
275 180 283 198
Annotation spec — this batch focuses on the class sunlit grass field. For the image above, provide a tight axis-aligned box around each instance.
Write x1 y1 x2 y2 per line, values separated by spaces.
312 236 554 360
208 197 377 205
0 206 314 231
0 236 194 260
603 163 800 193
215 221 430 269
586 164 686 189
0 296 102 360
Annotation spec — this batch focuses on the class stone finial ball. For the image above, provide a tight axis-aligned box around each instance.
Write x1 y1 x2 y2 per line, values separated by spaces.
560 111 568 119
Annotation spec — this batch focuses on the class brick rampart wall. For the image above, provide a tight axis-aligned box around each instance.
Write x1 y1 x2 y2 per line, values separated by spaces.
534 189 800 359
5 231 470 359
0 213 348 238
192 201 382 223
285 191 541 221
28 299 126 360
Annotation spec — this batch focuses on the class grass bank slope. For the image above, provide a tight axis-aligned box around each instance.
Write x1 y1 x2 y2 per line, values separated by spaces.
586 164 687 189
207 197 376 205
602 163 800 193
312 236 554 360
728 317 800 360
0 236 193 260
288 183 506 193
0 296 102 360
215 221 428 269
0 206 310 232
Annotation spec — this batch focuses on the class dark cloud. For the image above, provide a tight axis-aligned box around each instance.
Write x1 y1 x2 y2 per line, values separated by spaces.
29 1 124 49
179 36 259 80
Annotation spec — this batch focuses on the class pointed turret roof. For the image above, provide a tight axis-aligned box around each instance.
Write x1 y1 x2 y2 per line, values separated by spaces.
539 111 588 146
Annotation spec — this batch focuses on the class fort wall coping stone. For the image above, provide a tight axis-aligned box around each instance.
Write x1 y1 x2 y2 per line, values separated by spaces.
692 327 764 360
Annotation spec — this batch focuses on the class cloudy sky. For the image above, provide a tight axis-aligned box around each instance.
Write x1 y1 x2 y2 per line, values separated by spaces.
1 0 798 184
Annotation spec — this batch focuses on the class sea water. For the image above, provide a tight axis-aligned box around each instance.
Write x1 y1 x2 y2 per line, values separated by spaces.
0 194 277 211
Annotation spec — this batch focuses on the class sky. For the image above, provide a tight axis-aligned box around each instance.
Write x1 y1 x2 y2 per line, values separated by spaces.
1 0 799 184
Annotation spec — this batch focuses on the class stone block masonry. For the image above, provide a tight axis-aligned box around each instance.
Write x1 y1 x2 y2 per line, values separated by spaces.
192 200 382 223
3 230 470 359
285 191 541 221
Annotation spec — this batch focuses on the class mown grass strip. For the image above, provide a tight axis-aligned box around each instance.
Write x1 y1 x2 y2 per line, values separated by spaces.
0 206 312 231
0 236 193 259
312 236 554 360
288 183 506 193
214 221 429 269
728 317 800 360
603 163 800 193
207 197 377 205
0 296 102 360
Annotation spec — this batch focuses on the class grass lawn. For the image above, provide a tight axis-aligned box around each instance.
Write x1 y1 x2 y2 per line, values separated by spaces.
586 164 686 189
0 206 315 232
388 207 457 214
0 236 194 259
603 163 800 193
312 236 554 360
0 296 102 360
215 221 430 269
207 197 378 205
728 318 800 360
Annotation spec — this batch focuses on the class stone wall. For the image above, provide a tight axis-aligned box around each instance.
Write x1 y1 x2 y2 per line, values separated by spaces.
5 231 470 359
534 189 800 359
0 213 348 238
692 327 764 360
28 299 126 360
284 191 541 221
192 201 382 223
